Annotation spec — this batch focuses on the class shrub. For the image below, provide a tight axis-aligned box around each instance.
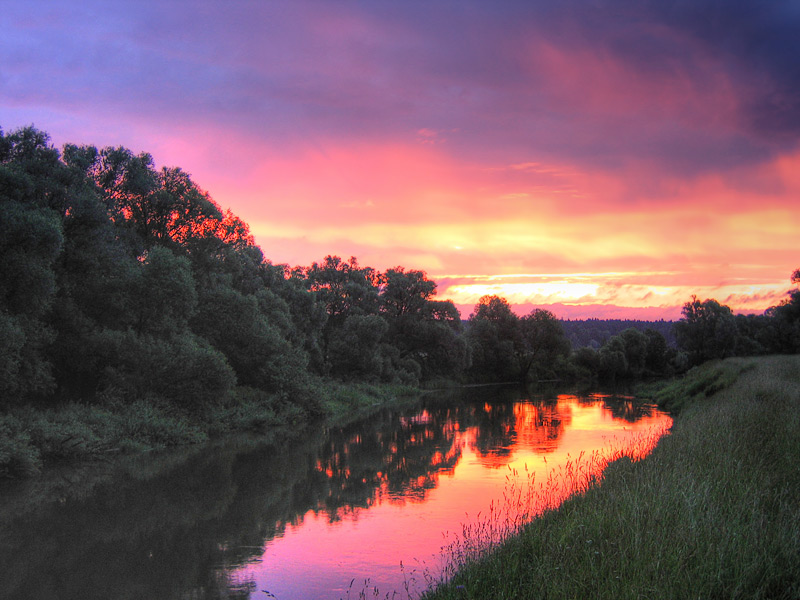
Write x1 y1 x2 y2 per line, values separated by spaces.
0 414 41 477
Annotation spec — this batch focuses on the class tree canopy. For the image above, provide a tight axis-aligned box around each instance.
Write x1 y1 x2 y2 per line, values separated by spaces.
2 124 798 418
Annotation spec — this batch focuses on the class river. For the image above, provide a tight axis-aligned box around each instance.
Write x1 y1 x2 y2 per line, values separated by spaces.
0 385 670 600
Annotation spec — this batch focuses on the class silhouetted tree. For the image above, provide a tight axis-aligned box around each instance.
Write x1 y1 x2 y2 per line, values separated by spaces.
763 269 800 353
518 309 570 381
303 255 380 372
379 268 467 380
675 296 738 365
466 295 520 382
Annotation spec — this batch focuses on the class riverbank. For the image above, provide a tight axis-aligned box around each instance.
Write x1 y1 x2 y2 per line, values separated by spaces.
0 379 420 479
423 355 800 599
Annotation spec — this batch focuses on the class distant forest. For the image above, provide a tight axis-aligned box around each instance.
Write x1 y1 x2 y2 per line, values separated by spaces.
561 319 677 349
2 125 799 419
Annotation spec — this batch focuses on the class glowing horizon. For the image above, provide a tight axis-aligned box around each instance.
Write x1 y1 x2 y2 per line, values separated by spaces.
3 1 798 320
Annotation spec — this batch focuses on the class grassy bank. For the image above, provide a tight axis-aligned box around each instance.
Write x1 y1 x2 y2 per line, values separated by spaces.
424 355 800 599
0 379 419 479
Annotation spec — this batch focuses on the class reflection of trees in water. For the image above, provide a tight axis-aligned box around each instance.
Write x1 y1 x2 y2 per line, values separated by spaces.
0 388 663 600
311 407 463 520
0 445 271 600
468 399 572 467
589 393 658 422
470 402 517 463
512 401 572 454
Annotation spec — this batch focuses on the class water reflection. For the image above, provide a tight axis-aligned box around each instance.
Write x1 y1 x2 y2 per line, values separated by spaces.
0 387 669 600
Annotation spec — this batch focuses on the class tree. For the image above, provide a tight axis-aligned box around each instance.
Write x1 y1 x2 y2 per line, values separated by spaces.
89 146 158 252
380 267 436 318
598 335 628 381
133 247 198 337
0 128 66 400
327 315 389 381
675 296 738 365
518 309 570 381
272 267 328 374
466 296 520 382
85 146 226 255
303 256 380 372
619 327 648 378
0 126 72 215
379 269 467 380
764 269 800 353
305 256 380 321
644 328 669 373
99 330 236 408
572 346 601 379
409 300 468 380
0 125 333 414
191 284 309 396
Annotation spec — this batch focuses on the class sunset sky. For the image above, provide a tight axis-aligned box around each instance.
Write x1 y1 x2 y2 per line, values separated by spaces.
3 1 798 319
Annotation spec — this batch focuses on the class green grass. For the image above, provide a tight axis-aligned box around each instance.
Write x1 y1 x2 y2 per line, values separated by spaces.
423 355 800 600
316 380 419 422
645 357 754 412
0 400 209 478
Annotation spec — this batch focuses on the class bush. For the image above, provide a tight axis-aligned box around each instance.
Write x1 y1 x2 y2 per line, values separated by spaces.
0 414 41 477
204 386 304 434
110 400 208 451
101 331 236 410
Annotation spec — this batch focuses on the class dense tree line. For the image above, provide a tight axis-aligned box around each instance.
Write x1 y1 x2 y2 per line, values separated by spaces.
561 319 677 349
464 296 571 383
674 275 800 366
0 126 468 418
468 279 800 382
2 125 798 421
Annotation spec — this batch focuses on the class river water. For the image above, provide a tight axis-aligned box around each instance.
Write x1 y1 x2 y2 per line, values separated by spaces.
0 386 670 600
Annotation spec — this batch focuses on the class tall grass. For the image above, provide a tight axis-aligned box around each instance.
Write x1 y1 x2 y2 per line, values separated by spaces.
0 380 420 479
0 400 209 478
432 424 670 592
424 355 800 599
648 357 754 412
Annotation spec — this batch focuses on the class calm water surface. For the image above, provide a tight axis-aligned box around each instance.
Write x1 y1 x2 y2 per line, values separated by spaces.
0 386 670 600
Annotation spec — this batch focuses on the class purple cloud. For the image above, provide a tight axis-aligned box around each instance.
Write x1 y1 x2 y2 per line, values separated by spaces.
3 1 799 182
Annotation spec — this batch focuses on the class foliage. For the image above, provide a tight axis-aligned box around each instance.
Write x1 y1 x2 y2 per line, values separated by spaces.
0 174 63 397
0 414 41 478
561 318 677 349
463 299 680 384
465 295 522 382
675 296 738 365
0 400 210 477
327 314 389 381
518 308 571 381
764 284 800 354
191 283 308 396
672 273 800 362
591 327 680 381
380 268 467 381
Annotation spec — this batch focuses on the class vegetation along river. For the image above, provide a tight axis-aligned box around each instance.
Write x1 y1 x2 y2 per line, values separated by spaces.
0 386 671 600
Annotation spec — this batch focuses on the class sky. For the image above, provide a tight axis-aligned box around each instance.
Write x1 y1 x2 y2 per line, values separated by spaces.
2 0 799 319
